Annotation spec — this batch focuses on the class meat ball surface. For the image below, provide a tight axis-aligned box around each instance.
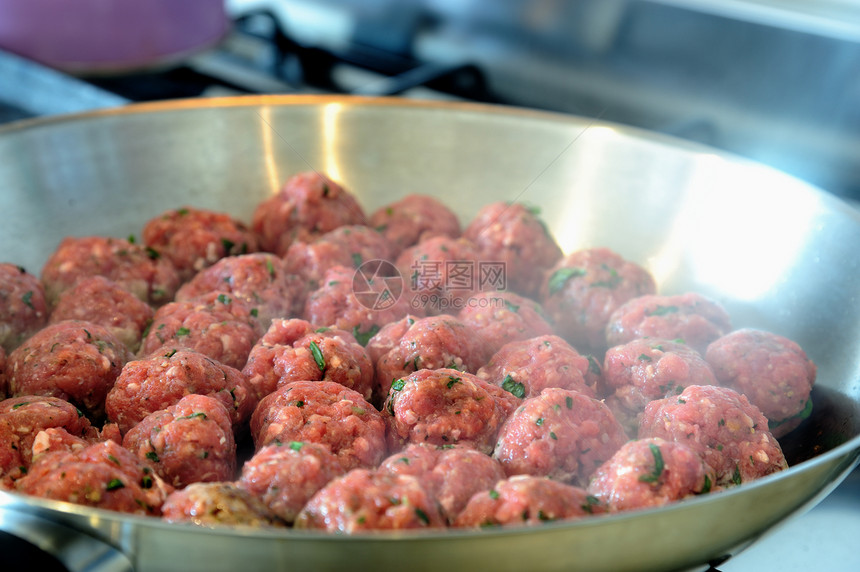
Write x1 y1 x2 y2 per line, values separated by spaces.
458 291 554 354
0 263 48 353
369 194 462 255
161 482 286 528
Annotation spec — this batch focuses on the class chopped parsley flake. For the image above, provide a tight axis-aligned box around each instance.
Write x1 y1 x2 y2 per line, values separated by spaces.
21 291 34 309
177 412 207 421
638 353 653 362
489 489 500 500
732 466 742 485
391 379 406 392
145 451 160 463
547 267 586 295
646 305 679 317
550 432 558 440
106 479 125 491
414 508 431 525
638 443 665 483
309 340 326 371
351 253 363 267
565 396 574 409
504 300 520 313
352 324 380 347
145 246 161 260
217 294 232 305
220 238 235 252
175 327 191 337
501 374 526 399
446 376 462 389
289 441 304 451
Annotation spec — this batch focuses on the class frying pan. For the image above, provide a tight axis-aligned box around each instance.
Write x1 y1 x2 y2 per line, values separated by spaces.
0 96 858 572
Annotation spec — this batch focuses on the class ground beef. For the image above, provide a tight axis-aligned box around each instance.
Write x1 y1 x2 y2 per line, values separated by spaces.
539 247 657 355
237 440 346 523
368 194 462 255
142 206 259 282
294 468 445 532
122 394 236 488
705 328 816 437
0 263 48 353
463 202 563 298
477 335 599 399
7 320 133 419
383 368 517 455
40 236 181 307
458 291 554 354
493 388 628 486
251 171 368 256
605 292 733 355
16 439 172 515
251 380 386 470
587 438 710 512
49 276 154 353
161 482 286 528
379 443 506 523
0 395 98 486
453 475 604 528
0 347 6 398
241 318 373 402
30 426 92 458
105 349 257 435
140 291 263 371
373 315 490 404
601 338 718 436
638 385 788 486
364 314 419 366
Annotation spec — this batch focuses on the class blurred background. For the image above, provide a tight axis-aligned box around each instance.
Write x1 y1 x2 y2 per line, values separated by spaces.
1 0 860 202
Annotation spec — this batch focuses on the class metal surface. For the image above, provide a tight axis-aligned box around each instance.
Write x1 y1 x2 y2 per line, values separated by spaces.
0 96 858 572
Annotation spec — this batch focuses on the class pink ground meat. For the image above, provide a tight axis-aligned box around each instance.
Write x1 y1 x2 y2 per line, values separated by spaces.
251 380 387 470
453 475 605 528
241 318 373 402
605 292 733 355
601 338 718 436
294 468 445 532
0 347 6 398
0 263 49 353
105 349 257 435
638 385 788 486
493 388 628 486
379 443 506 523
705 328 816 437
587 438 709 512
162 482 286 527
49 276 154 353
463 201 563 298
16 439 172 515
7 320 133 419
539 247 657 355
457 291 554 354
251 171 368 256
122 394 236 488
237 440 346 523
142 206 259 282
40 236 181 307
383 369 517 455
477 335 599 399
368 194 462 255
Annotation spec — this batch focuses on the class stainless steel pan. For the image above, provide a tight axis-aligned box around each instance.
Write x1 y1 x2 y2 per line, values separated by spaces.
0 96 858 572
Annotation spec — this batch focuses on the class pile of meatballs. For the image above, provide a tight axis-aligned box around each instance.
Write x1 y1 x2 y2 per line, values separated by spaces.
0 171 816 531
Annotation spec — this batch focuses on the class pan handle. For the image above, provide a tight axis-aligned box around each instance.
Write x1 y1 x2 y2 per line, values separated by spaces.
0 508 134 572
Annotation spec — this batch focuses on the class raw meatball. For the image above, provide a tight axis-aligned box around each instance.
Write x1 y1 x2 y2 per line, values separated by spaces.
453 475 604 528
303 264 415 346
463 201 562 298
601 338 718 436
122 394 236 488
364 314 420 366
16 440 172 516
140 291 263 371
237 440 345 523
0 346 6 398
396 236 486 315
0 263 48 353
705 328 816 437
241 318 373 402
493 388 628 485
30 427 91 458
105 349 256 435
369 194 462 255
40 236 181 307
175 253 305 328
477 335 598 399
162 482 286 528
587 438 710 512
639 385 788 486
251 380 387 470
0 395 98 486
142 206 259 281
7 320 133 419
252 171 368 256
50 276 154 353
539 247 656 354
605 292 732 355
458 291 554 354
294 468 445 532
379 443 506 523
374 315 490 404
383 369 517 455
